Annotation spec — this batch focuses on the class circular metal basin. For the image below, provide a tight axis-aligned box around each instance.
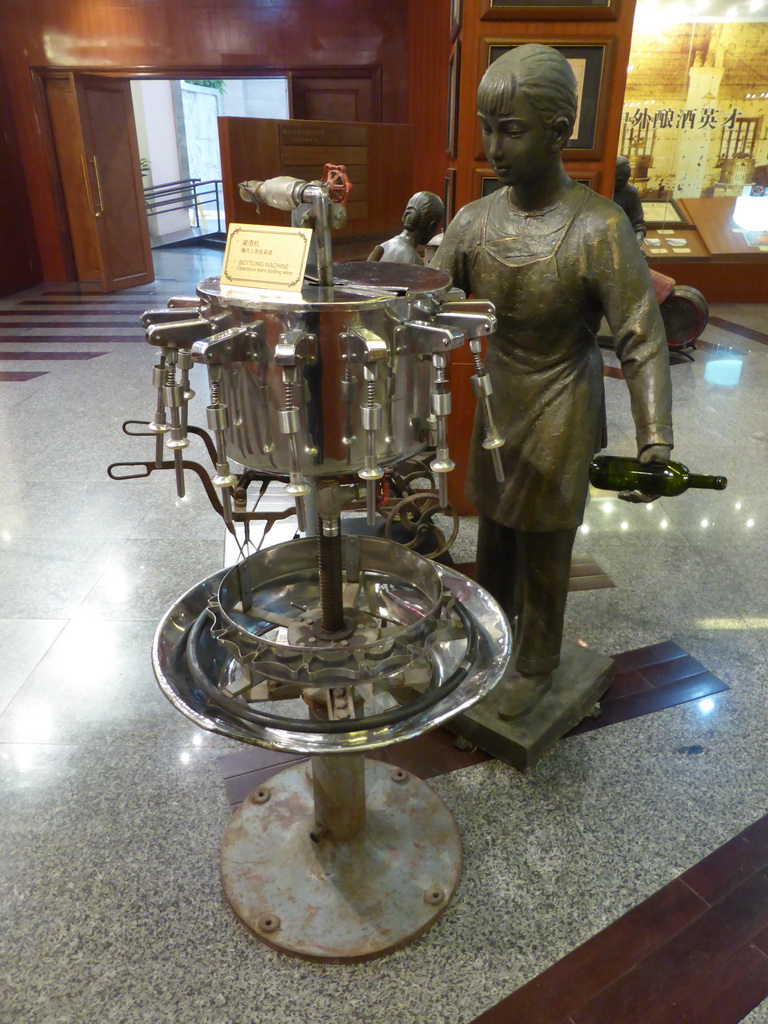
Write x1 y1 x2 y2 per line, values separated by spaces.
153 549 511 756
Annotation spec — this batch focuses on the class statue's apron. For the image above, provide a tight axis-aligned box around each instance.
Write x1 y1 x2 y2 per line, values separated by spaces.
464 185 606 532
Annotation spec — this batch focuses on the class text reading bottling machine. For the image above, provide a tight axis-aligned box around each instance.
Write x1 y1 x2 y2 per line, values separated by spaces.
111 169 512 962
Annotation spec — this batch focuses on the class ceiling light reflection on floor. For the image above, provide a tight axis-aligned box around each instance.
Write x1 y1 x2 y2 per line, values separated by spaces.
14 747 42 774
99 563 132 602
704 358 743 386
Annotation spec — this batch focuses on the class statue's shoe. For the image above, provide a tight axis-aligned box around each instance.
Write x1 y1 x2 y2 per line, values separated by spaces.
496 672 553 722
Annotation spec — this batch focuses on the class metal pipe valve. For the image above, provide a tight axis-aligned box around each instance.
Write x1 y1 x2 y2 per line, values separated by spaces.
206 366 238 526
429 353 455 507
469 338 505 483
273 330 317 534
162 348 189 497
358 363 384 526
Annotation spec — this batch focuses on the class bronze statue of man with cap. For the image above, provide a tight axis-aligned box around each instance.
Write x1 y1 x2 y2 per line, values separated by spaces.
432 44 673 722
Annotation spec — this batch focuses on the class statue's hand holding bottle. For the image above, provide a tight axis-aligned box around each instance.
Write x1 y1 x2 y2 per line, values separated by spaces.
617 443 672 503
590 448 727 503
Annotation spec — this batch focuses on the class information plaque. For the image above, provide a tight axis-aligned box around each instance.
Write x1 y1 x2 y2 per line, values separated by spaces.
221 223 311 292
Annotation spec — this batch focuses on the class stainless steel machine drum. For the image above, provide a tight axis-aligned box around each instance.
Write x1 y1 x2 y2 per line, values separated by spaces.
196 265 454 480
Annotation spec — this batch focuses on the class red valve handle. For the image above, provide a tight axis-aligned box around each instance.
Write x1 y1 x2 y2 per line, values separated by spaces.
322 164 353 205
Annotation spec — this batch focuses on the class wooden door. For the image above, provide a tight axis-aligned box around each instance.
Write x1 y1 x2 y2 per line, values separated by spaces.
0 66 40 296
291 72 380 123
44 74 153 292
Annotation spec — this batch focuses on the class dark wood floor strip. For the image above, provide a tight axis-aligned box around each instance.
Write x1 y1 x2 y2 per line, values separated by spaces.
696 338 725 351
571 869 768 1024
41 288 169 297
568 575 615 591
221 731 492 810
708 315 768 346
0 334 142 344
369 728 490 779
569 560 607 577
674 945 768 1024
470 813 768 1024
0 309 140 318
753 925 768 956
469 879 709 1024
0 351 105 361
0 370 48 381
0 321 139 329
612 640 688 671
683 816 768 905
18 298 154 306
220 746 306 779
568 642 728 737
225 759 309 807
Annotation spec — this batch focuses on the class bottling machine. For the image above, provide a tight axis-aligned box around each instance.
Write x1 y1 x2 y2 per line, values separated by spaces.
112 170 511 961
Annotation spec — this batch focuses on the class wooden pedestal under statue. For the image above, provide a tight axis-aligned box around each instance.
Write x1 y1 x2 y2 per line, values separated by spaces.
446 640 614 772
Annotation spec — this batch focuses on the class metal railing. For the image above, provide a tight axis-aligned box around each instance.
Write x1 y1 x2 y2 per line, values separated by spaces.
143 178 224 232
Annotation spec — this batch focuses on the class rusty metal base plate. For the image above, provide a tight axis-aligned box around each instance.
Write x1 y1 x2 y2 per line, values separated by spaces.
220 758 462 963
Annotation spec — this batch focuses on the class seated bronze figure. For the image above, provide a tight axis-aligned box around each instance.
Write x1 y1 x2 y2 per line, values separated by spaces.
613 155 647 243
368 191 445 266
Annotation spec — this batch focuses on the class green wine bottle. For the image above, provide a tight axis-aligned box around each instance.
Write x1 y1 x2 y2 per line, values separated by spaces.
589 455 727 497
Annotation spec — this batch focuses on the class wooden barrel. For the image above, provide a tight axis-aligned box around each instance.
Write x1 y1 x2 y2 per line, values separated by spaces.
649 266 675 304
659 285 709 349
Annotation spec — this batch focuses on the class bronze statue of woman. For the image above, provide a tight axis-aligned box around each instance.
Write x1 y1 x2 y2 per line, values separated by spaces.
431 44 673 721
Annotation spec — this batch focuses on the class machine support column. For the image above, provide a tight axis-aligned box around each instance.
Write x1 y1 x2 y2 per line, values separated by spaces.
310 753 366 843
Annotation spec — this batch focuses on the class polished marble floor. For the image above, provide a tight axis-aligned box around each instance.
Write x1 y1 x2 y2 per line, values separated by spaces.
1 248 767 1023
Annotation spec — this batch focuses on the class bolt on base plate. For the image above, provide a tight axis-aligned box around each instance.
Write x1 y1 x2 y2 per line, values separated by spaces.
220 758 462 962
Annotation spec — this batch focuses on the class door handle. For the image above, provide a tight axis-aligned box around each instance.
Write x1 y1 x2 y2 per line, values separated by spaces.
91 156 105 215
80 155 96 216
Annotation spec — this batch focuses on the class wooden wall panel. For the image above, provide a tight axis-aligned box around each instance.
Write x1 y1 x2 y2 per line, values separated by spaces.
218 117 411 240
450 0 638 213
0 0 409 285
0 64 41 296
648 261 768 303
408 0 453 200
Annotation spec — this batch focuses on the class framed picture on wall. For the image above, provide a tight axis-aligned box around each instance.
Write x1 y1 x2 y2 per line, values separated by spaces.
475 168 599 198
450 0 463 40
477 39 611 160
476 172 504 199
447 41 461 157
570 170 601 191
642 198 693 229
480 0 620 20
